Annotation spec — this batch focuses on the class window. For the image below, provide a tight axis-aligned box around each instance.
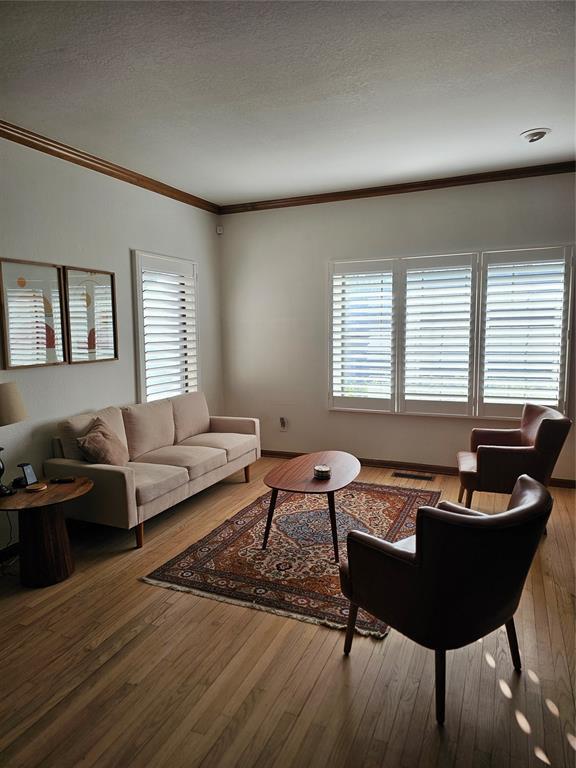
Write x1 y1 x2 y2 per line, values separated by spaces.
133 251 199 403
479 248 571 417
400 254 476 416
330 246 572 417
331 261 394 411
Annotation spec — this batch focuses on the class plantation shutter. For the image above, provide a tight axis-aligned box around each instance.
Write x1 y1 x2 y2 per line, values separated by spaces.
331 261 394 411
399 254 476 415
479 248 570 416
134 252 199 403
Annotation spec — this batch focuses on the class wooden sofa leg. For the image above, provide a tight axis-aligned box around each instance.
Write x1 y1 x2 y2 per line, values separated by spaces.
465 489 474 508
458 485 465 503
135 522 144 549
244 465 251 483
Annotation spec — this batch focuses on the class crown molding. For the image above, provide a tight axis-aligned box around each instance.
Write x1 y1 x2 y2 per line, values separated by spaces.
2 120 574 216
219 161 576 214
0 120 220 214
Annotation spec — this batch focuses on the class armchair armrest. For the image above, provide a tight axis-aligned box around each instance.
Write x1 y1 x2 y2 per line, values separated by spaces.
437 500 487 517
476 445 538 492
43 458 138 529
343 530 420 634
345 529 417 596
348 530 417 563
471 428 522 452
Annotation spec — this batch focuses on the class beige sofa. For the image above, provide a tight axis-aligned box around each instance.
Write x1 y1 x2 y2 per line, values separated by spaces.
43 392 260 547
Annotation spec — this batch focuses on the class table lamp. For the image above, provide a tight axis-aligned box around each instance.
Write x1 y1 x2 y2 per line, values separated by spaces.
0 382 27 496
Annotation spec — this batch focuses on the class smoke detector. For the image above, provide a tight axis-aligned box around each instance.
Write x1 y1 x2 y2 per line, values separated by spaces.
520 128 551 143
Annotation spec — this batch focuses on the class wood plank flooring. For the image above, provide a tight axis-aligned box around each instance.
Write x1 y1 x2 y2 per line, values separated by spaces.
0 459 574 767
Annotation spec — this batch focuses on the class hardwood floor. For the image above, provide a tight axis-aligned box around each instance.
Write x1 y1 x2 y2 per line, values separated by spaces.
0 458 574 767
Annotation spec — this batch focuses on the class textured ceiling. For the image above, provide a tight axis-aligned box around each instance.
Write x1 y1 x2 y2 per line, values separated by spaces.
0 1 574 205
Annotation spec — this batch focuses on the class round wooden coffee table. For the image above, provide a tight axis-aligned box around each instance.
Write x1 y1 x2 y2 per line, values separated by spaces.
0 477 93 588
262 450 361 562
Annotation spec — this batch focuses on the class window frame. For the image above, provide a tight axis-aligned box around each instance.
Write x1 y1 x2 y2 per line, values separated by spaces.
328 245 574 419
132 250 200 404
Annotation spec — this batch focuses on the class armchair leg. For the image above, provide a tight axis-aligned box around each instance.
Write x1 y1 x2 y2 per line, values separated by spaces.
344 603 358 656
465 489 473 508
458 485 465 503
435 650 446 726
135 522 144 549
505 618 521 671
244 465 251 483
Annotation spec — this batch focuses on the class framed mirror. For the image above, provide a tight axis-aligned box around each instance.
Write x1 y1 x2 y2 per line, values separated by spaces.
64 268 118 363
0 259 66 368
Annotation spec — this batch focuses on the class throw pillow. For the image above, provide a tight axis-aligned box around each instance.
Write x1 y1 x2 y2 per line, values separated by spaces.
77 417 129 466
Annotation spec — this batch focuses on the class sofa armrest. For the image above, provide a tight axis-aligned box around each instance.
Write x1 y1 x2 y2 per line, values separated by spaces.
43 458 138 530
210 416 260 436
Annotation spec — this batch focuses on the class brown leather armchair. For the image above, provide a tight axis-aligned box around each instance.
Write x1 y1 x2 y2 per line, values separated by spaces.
340 475 552 725
457 403 571 508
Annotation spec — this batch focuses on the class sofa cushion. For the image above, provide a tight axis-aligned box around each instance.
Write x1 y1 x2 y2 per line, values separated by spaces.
122 400 175 461
128 462 189 506
179 433 258 462
134 445 226 480
77 417 129 466
59 406 127 460
171 392 210 443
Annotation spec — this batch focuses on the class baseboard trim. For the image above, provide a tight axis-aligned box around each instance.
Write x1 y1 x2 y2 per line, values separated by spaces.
0 542 19 563
260 450 576 488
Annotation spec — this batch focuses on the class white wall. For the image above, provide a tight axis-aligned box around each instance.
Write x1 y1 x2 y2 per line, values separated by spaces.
0 141 222 547
220 173 575 480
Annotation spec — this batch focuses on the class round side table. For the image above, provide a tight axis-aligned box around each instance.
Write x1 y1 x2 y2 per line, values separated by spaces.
0 477 93 588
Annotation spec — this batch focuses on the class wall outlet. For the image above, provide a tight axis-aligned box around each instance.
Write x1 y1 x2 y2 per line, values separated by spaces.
279 416 288 431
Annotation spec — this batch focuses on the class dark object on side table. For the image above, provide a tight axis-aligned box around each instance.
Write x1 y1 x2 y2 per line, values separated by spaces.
0 447 15 496
12 462 38 489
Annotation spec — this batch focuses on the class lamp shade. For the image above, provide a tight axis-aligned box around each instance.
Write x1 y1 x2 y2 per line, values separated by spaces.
0 382 27 426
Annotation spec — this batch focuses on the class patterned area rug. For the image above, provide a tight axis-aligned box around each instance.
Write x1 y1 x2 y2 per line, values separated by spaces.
143 481 440 639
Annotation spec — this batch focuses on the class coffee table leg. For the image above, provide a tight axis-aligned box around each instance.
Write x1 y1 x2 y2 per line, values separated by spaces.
327 492 339 562
262 488 278 549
